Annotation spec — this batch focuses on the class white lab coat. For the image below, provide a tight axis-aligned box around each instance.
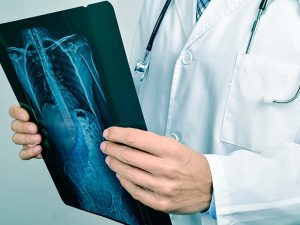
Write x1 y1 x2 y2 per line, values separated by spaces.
130 0 300 224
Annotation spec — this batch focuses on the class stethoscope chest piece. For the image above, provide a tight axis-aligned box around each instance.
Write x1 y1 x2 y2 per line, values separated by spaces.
134 0 172 82
134 50 151 81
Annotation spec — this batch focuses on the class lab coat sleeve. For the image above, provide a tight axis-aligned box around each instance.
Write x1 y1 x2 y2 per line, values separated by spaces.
205 143 300 225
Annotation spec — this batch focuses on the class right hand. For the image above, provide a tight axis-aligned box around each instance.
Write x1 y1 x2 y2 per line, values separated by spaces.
9 105 43 160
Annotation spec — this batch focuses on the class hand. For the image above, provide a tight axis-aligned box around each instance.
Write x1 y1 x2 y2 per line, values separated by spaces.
9 105 43 160
100 127 213 214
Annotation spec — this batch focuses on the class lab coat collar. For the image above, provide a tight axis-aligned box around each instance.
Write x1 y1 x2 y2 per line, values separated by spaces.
174 0 197 37
174 0 249 48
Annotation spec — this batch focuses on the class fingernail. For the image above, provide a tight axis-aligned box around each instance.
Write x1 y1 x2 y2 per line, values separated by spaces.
34 135 41 142
33 146 42 153
29 124 36 133
116 174 120 179
100 141 107 151
103 129 109 139
105 156 111 165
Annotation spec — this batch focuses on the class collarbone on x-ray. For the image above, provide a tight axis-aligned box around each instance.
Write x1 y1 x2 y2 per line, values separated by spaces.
7 27 139 225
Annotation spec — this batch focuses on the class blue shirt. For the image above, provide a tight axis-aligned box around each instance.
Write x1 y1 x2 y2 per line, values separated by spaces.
196 0 217 220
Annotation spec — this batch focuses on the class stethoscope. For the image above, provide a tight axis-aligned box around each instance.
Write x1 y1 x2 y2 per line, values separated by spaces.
134 0 172 82
134 0 300 104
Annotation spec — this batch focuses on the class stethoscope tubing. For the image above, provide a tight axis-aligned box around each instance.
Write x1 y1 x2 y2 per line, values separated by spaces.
146 0 172 51
135 0 300 104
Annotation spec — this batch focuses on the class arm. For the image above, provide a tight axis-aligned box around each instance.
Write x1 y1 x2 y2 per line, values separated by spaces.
205 144 300 224
102 127 300 224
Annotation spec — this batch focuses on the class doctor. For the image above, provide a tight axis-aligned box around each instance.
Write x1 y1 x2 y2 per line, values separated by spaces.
8 0 300 224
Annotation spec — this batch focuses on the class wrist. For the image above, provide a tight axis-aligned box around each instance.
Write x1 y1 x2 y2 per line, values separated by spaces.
199 154 213 211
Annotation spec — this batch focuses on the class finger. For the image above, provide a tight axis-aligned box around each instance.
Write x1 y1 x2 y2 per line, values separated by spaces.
9 105 30 121
19 145 42 160
118 176 167 212
11 120 38 134
23 146 43 159
35 154 43 159
103 127 176 156
23 144 41 150
12 133 42 145
106 156 160 192
101 141 163 174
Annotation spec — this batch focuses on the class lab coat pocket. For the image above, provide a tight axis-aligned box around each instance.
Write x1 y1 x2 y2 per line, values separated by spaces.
221 53 300 152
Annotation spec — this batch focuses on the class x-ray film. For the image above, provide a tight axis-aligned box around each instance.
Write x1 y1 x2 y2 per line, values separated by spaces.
0 2 171 225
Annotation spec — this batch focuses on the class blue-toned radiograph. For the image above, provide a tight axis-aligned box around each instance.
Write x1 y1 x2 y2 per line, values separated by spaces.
7 27 139 225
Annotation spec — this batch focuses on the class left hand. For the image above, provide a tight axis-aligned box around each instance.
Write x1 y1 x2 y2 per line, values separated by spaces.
100 127 213 214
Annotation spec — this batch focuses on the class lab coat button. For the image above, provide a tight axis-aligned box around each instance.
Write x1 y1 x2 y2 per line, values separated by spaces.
181 51 193 65
170 133 182 143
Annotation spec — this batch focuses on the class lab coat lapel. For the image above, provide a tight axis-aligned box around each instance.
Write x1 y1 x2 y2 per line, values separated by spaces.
174 0 197 37
176 0 249 48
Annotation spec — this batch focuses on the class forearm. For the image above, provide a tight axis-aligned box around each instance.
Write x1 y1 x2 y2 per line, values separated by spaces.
205 143 300 225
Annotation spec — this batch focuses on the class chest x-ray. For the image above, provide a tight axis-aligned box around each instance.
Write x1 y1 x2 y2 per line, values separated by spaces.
7 26 136 224
0 2 171 225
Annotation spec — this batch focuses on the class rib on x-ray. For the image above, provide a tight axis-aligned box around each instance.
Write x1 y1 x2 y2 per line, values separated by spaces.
7 27 138 225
